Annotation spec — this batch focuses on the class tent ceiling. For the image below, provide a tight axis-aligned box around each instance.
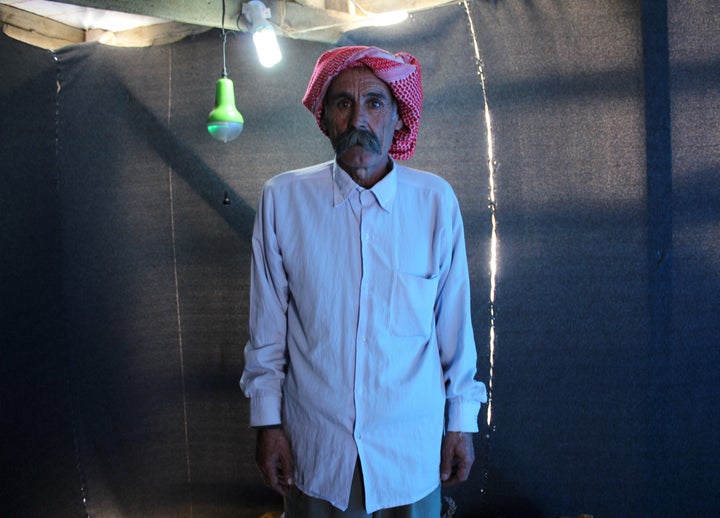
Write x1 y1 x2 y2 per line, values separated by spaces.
0 0 457 49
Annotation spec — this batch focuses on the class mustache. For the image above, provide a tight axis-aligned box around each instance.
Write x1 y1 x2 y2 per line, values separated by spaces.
332 128 382 156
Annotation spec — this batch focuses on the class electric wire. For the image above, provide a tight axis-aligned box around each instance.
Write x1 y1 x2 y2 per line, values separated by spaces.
166 46 194 517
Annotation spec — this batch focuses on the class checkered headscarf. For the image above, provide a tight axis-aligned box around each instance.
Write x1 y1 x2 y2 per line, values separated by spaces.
302 46 423 160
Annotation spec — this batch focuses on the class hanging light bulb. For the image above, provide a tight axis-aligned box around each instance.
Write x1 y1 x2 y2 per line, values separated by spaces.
207 4 244 143
243 0 282 68
207 75 244 142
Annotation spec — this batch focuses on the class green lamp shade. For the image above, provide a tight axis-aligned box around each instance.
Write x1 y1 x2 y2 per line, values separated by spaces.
207 77 244 143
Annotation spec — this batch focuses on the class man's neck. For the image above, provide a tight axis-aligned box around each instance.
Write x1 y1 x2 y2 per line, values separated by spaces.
337 157 392 188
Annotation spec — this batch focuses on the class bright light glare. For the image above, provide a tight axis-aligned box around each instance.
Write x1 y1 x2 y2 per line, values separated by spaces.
252 25 282 68
370 11 408 27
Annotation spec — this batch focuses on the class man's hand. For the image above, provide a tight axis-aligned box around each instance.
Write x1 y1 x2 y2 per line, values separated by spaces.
440 431 475 486
256 427 295 496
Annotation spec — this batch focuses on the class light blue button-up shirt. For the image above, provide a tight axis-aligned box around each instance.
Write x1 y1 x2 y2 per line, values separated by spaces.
240 159 486 512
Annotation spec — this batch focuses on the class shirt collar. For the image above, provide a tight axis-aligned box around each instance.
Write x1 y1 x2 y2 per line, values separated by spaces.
332 159 397 213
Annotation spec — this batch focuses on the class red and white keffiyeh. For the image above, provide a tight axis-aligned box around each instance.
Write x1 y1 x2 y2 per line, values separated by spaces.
302 46 423 160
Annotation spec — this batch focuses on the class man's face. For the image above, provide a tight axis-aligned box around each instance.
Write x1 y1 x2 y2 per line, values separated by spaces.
321 67 403 181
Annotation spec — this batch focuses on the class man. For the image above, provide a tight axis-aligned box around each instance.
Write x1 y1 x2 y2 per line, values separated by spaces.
240 46 487 517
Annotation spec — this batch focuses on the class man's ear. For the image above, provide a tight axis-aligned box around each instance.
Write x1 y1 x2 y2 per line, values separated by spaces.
393 105 403 131
319 109 327 132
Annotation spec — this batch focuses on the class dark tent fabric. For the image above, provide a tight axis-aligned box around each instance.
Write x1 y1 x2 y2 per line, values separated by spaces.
0 32 82 517
1 1 718 517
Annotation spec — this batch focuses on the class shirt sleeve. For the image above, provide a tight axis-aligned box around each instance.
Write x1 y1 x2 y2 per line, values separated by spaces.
435 189 488 433
239 182 289 427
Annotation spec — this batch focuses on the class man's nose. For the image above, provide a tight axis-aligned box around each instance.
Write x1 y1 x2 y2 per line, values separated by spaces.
350 104 368 129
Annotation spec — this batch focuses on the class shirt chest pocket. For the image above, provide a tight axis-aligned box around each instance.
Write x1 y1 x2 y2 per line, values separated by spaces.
389 270 439 339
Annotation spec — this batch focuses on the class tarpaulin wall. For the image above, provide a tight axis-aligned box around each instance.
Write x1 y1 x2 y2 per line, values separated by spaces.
1 1 718 517
1 30 82 516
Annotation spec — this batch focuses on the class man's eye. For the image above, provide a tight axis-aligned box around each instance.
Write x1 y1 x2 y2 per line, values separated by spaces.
369 99 383 109
337 100 351 109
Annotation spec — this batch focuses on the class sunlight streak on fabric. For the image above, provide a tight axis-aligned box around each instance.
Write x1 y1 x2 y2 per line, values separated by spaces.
463 1 498 430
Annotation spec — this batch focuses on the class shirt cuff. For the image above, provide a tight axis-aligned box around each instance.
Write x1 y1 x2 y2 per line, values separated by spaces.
446 398 481 433
249 393 283 428
253 424 283 430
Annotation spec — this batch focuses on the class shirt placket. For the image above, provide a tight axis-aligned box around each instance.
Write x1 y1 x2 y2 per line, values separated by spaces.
353 188 375 453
